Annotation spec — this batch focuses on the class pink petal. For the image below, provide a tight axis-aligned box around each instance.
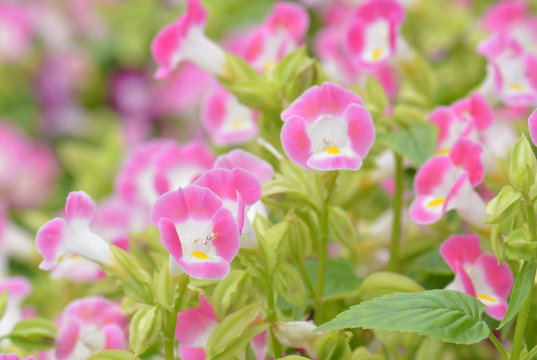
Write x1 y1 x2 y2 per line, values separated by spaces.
103 323 126 349
529 108 537 146
476 254 513 301
469 93 494 130
36 217 66 262
0 277 31 298
151 21 183 79
64 191 95 223
214 149 274 185
211 207 240 263
158 218 183 263
179 347 207 360
344 103 375 158
55 319 80 360
280 115 312 170
450 139 484 186
440 234 482 271
231 168 262 205
175 295 216 345
409 195 445 224
307 152 362 171
179 257 231 280
429 107 456 148
264 2 309 40
320 82 364 117
413 156 453 195
281 85 323 121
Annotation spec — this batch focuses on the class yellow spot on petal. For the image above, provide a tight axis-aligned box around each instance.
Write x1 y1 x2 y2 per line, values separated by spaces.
372 48 384 61
477 293 499 303
509 83 525 91
192 251 209 260
231 119 246 130
436 148 451 155
427 198 445 208
264 60 277 71
325 147 340 154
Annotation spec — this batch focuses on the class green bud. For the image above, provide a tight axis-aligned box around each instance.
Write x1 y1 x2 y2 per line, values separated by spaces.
509 135 537 192
9 317 57 351
358 272 424 300
490 224 505 263
504 227 537 261
129 305 162 355
87 350 138 360
154 261 173 310
315 330 352 360
486 185 522 224
287 212 313 259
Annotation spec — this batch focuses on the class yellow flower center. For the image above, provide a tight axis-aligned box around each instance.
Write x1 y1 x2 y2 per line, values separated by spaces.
263 60 277 71
192 251 209 260
509 83 525 91
372 48 384 61
477 293 498 303
231 119 246 130
427 198 445 207
436 148 451 155
325 147 341 154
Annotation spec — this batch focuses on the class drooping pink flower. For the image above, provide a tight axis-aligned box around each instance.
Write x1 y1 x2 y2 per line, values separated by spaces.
55 297 128 360
440 234 513 320
241 2 309 71
429 93 494 154
151 0 225 79
280 82 375 171
36 191 112 271
478 33 537 106
175 295 267 360
202 86 258 146
214 149 275 185
410 139 486 226
346 0 405 68
151 185 240 279
194 168 262 234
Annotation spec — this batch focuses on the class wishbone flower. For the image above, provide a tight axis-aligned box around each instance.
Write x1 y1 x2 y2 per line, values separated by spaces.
280 82 375 171
151 185 240 280
440 234 513 320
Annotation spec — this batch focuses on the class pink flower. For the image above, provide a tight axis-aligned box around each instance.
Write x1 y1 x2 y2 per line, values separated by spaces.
478 34 537 106
0 277 31 339
151 0 225 79
175 295 267 360
528 108 537 146
214 149 275 185
36 191 112 271
0 2 33 62
194 168 262 234
429 93 494 154
202 86 258 146
55 297 128 360
0 355 34 360
440 234 513 320
346 0 405 68
241 2 309 71
151 185 240 279
280 82 375 171
410 139 486 226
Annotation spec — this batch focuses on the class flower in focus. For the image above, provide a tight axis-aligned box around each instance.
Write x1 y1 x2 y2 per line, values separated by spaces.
151 185 240 279
202 86 258 146
280 82 375 171
36 191 112 271
151 0 226 79
55 297 128 360
175 295 267 360
346 0 405 68
440 234 513 320
410 139 487 226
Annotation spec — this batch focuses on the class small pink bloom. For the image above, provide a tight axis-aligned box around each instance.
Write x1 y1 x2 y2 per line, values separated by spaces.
151 185 240 279
214 149 275 185
0 2 33 62
151 0 225 79
440 234 513 320
36 191 112 271
55 297 128 360
202 86 258 145
176 295 267 360
280 82 375 171
242 2 309 71
346 0 405 68
410 139 486 226
194 168 262 233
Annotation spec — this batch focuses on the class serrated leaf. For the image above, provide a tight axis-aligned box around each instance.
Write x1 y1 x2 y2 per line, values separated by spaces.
378 123 437 165
317 290 490 344
498 260 534 329
87 350 138 360
358 272 424 300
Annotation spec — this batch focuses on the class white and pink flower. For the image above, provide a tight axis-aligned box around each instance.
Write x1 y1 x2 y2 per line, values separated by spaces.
214 149 275 185
175 295 267 360
440 234 513 320
151 185 240 279
55 297 128 360
346 0 405 68
0 277 31 341
410 139 487 226
151 0 226 79
280 82 375 171
202 86 258 146
36 191 112 271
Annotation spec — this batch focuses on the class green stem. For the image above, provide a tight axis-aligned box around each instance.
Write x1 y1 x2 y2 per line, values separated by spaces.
488 332 508 360
511 201 537 360
164 309 177 360
387 153 404 272
265 273 282 357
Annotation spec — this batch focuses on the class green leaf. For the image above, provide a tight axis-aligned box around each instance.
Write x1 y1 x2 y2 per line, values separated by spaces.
0 291 8 319
378 123 437 165
87 350 138 360
274 263 306 307
328 207 357 250
364 76 389 118
351 347 384 360
317 290 490 344
155 261 173 310
9 317 57 351
315 330 352 360
304 258 363 300
129 305 162 355
358 272 425 300
485 185 522 225
277 357 310 360
212 270 252 318
509 135 537 192
498 260 534 329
